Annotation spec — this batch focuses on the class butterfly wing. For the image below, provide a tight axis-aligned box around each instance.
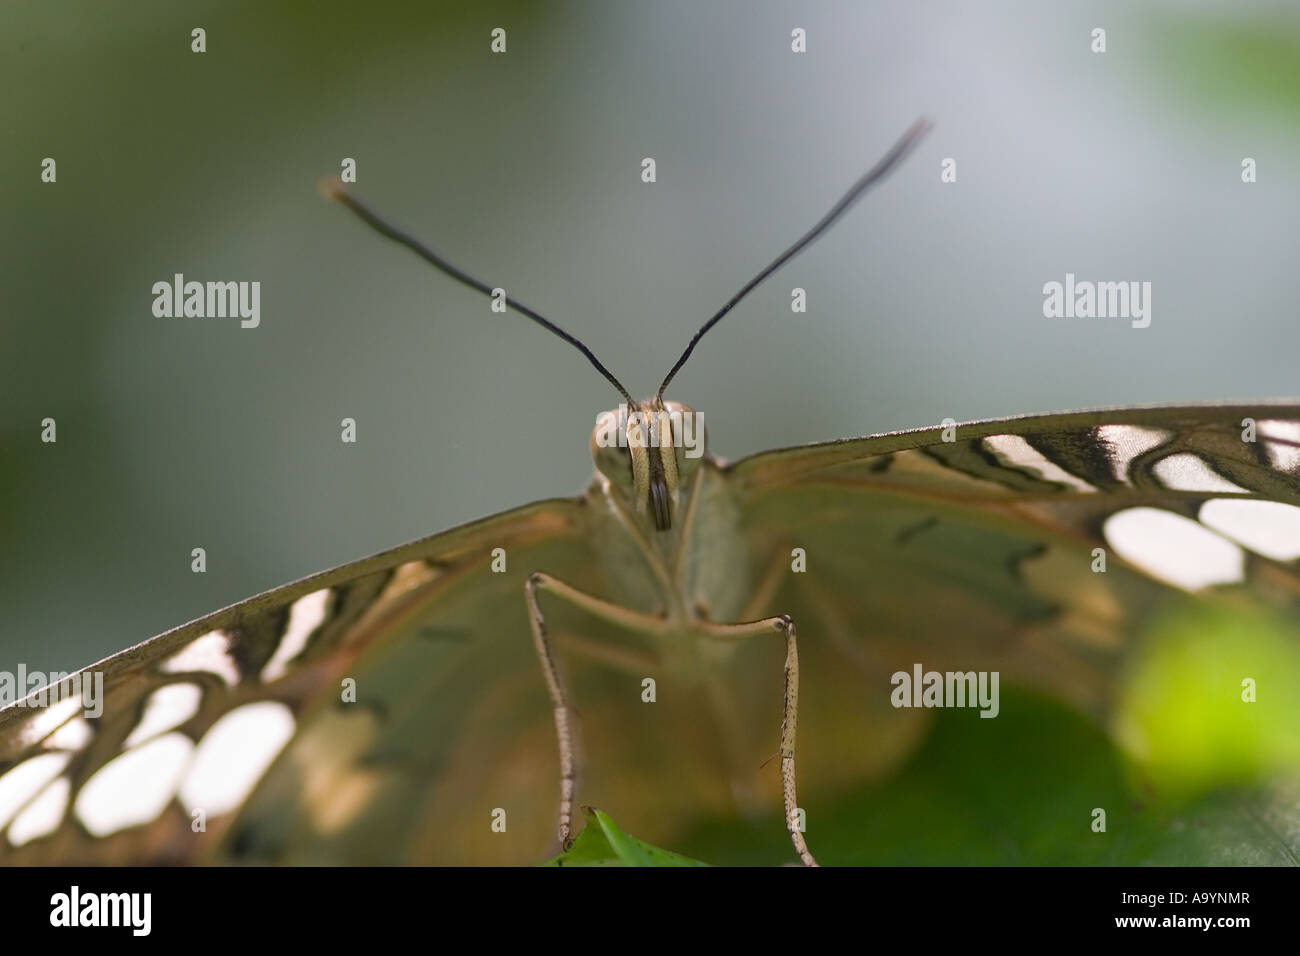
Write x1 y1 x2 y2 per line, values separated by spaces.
0 498 601 864
8 403 1298 864
719 403 1300 796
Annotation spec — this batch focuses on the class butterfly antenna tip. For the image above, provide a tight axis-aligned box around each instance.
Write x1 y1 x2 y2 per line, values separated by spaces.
317 175 347 202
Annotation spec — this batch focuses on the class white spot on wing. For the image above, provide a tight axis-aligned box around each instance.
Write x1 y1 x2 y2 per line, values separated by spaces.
1260 419 1300 472
0 752 72 834
1097 425 1170 485
74 733 194 837
7 776 70 847
124 683 203 748
982 435 1095 492
162 630 240 687
179 701 295 816
1104 507 1244 590
44 717 93 751
261 589 331 683
1153 454 1250 494
1199 498 1300 562
16 695 87 748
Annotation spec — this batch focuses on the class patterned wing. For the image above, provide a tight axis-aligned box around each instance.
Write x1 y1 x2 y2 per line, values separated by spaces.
8 403 1299 864
720 403 1300 795
0 499 594 864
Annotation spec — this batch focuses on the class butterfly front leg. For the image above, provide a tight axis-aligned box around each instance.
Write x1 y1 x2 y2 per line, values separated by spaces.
524 571 670 850
696 614 819 867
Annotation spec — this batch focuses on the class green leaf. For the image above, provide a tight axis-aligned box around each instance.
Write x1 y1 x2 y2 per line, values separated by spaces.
542 808 709 867
1146 13 1300 123
676 688 1300 866
1113 604 1300 798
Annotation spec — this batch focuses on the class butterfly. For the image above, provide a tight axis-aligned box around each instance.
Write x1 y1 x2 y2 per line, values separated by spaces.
2 119 1298 866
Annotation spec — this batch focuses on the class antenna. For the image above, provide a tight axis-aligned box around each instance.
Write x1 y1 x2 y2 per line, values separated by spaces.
656 118 933 399
322 179 635 406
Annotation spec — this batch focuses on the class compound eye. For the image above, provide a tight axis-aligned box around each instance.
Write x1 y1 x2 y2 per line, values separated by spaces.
590 410 634 488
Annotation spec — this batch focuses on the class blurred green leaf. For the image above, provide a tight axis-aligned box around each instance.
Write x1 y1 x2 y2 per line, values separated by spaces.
1115 603 1300 798
1150 13 1300 120
675 688 1300 866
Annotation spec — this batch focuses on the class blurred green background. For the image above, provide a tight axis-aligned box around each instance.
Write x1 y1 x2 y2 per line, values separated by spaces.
3 0 1299 711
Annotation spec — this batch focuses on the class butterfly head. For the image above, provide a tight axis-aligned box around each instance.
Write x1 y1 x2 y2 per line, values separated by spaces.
327 120 930 535
591 399 706 532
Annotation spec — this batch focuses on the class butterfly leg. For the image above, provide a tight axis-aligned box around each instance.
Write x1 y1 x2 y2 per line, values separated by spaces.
696 614 818 867
524 571 669 849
